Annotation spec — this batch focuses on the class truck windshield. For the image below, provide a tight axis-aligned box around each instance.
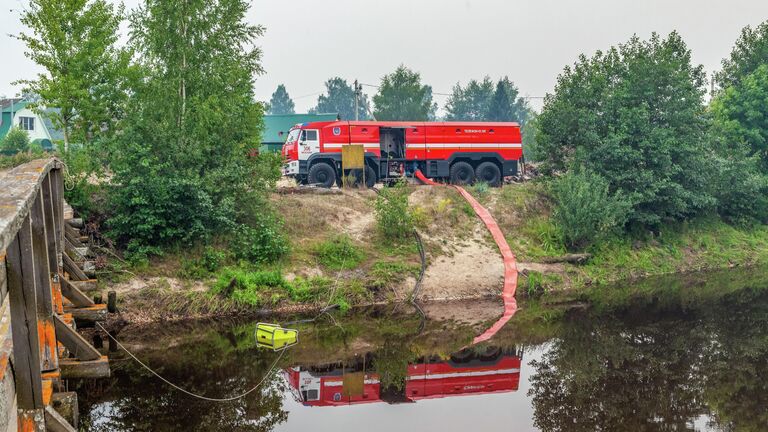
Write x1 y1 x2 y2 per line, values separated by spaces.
285 129 300 144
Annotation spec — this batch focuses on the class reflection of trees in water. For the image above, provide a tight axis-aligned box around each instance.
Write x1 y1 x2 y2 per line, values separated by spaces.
372 340 416 392
528 288 768 431
699 288 768 431
77 326 288 432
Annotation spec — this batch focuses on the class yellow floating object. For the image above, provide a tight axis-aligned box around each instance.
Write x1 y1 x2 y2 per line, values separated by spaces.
255 322 298 351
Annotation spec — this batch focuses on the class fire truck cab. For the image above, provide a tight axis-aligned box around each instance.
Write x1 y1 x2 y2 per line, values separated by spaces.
281 121 523 187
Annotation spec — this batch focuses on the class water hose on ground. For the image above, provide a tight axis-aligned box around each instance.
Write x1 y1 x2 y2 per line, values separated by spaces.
413 170 518 344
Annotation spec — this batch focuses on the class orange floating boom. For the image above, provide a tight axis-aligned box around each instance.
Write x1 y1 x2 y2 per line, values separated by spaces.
414 170 518 344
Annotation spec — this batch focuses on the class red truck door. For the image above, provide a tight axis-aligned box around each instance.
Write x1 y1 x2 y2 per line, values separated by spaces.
405 125 426 161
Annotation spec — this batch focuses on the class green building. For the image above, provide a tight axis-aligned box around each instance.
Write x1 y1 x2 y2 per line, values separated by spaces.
260 113 338 153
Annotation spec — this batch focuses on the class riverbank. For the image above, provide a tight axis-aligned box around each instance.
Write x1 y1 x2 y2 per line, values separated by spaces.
468 181 768 296
100 181 768 326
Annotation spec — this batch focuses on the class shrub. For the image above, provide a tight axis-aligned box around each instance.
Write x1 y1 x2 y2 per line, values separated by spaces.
472 181 490 196
1 128 30 153
551 171 631 249
314 235 365 270
182 245 228 278
59 144 105 219
374 180 413 240
711 148 768 225
229 215 289 264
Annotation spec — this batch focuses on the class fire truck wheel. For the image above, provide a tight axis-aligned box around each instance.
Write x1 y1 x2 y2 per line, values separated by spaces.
449 161 475 185
475 162 501 186
308 163 336 188
365 165 377 188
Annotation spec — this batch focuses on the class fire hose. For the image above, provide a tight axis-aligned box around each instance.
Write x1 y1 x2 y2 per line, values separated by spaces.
413 170 518 344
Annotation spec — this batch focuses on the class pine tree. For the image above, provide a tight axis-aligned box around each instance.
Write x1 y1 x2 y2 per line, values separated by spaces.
268 84 295 115
486 77 528 123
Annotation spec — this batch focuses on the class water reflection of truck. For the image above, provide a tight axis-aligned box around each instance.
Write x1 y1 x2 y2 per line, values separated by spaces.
284 347 522 407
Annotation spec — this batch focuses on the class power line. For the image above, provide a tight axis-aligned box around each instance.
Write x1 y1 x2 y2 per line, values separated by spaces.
360 82 544 99
292 91 323 100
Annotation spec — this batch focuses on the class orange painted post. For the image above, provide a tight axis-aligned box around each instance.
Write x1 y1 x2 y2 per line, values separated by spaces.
29 190 58 372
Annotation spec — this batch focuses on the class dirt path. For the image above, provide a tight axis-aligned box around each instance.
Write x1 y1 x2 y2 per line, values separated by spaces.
417 217 504 301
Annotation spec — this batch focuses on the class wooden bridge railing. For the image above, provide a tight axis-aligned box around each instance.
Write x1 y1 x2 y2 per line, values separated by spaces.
0 158 108 432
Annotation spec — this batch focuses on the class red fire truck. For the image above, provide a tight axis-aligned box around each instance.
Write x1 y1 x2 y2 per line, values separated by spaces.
283 347 522 407
281 121 523 188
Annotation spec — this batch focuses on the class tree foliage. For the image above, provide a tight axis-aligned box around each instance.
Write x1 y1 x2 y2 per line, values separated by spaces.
716 20 768 89
311 77 369 120
444 76 529 123
708 31 768 224
372 65 436 121
268 84 295 115
536 32 712 228
711 64 768 170
17 0 129 147
444 77 495 121
107 0 282 258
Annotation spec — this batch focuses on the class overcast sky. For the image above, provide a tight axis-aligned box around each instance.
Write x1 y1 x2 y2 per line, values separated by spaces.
2 0 767 113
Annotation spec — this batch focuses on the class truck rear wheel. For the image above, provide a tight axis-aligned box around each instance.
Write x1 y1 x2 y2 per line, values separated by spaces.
449 161 475 185
365 165 377 188
475 161 501 186
308 162 336 188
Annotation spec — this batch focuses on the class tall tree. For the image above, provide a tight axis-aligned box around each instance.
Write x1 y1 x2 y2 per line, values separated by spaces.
311 77 369 120
372 65 436 121
108 0 283 257
708 37 768 224
536 32 712 227
444 77 495 121
268 84 295 115
17 0 129 148
487 77 530 123
712 65 768 169
716 20 768 89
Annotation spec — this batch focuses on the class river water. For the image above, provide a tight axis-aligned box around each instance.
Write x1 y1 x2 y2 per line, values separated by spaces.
76 269 768 431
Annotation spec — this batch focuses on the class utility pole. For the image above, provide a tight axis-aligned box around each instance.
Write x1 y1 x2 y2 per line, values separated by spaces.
354 79 362 121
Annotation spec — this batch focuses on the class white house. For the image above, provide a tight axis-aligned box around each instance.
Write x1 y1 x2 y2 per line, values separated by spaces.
0 99 63 149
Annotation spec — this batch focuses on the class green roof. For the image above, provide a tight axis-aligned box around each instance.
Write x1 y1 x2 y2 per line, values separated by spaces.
262 113 338 144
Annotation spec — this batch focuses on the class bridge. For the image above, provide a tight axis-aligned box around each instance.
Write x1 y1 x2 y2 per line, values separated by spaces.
0 158 109 431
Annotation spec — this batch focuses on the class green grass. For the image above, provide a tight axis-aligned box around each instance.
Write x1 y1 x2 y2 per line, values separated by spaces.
313 234 365 270
581 217 768 286
208 266 373 310
369 261 421 289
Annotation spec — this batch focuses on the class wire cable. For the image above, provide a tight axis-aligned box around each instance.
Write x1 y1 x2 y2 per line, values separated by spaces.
97 322 287 402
